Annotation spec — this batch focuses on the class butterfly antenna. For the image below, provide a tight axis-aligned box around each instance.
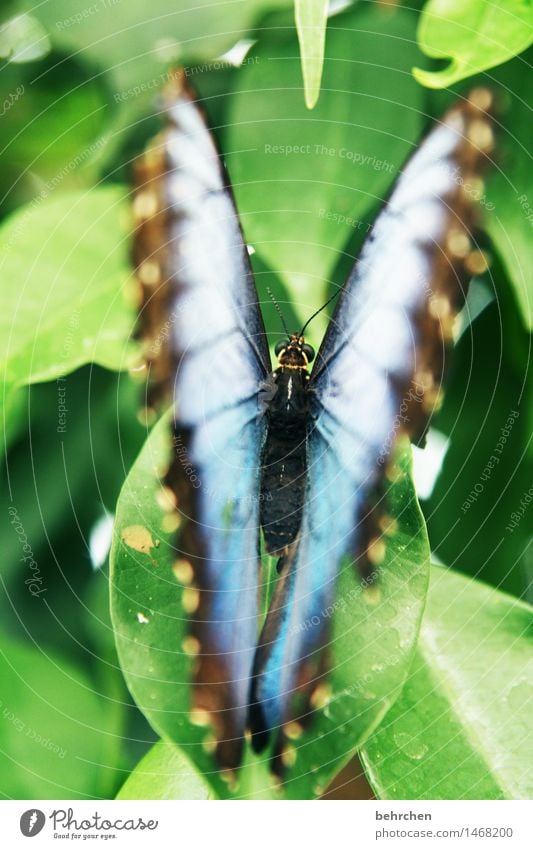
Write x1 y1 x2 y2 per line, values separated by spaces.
299 287 341 337
267 287 290 337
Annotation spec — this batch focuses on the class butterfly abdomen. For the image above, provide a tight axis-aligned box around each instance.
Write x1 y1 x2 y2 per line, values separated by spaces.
260 367 311 555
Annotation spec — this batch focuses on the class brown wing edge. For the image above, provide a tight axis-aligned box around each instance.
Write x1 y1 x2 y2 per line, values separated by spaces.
130 69 261 777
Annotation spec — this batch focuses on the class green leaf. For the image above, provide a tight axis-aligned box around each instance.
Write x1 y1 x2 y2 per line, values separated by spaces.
225 4 424 324
485 59 533 330
1 384 27 452
414 0 533 88
295 0 329 109
0 13 50 63
0 186 136 396
111 413 429 799
0 633 119 798
425 285 531 600
28 0 291 93
361 565 533 799
1 370 144 598
0 58 109 198
116 740 211 799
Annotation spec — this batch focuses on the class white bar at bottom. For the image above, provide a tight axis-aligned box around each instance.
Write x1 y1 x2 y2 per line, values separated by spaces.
2 799 532 848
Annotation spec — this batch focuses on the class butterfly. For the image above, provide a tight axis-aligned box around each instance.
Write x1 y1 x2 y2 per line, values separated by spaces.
132 70 494 777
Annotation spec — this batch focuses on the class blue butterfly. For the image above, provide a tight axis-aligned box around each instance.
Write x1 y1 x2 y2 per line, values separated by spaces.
133 72 494 775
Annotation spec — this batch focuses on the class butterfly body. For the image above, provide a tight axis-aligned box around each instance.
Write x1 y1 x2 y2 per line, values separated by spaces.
260 335 314 555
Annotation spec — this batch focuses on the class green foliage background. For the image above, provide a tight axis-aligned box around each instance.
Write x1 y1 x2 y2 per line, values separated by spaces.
0 0 531 800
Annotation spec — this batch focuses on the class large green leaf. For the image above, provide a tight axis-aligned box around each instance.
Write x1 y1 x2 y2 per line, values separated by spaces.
110 413 429 799
361 565 533 799
116 740 211 800
295 0 329 109
0 187 136 429
414 0 533 88
225 3 424 323
0 633 119 798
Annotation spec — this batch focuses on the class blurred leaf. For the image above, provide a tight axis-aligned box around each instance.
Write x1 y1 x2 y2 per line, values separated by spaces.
225 3 424 323
249 253 302 354
0 370 147 796
1 369 145 599
111 412 429 799
414 0 533 88
0 633 119 798
0 58 109 201
295 0 328 109
485 58 533 330
28 0 291 93
362 565 533 799
0 187 136 417
0 13 50 63
116 740 211 799
1 384 27 452
424 288 532 601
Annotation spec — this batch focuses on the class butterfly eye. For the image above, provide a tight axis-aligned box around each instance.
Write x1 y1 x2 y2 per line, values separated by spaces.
302 343 315 363
275 340 287 356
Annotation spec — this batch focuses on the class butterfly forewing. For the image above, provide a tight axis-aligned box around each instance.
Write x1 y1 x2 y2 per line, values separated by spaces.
132 71 270 771
250 90 494 768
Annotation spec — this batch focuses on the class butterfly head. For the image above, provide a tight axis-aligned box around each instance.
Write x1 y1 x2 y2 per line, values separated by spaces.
274 334 315 369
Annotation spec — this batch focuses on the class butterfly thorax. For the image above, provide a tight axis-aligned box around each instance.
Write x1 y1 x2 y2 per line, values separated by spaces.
260 335 314 556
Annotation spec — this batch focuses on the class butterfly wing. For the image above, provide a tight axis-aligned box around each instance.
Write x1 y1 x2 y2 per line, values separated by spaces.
250 90 494 769
133 71 271 770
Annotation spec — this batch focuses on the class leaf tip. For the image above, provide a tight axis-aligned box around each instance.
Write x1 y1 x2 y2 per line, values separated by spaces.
412 65 444 89
304 87 320 110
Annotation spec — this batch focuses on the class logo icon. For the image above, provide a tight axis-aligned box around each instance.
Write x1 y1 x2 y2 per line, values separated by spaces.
20 810 46 837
